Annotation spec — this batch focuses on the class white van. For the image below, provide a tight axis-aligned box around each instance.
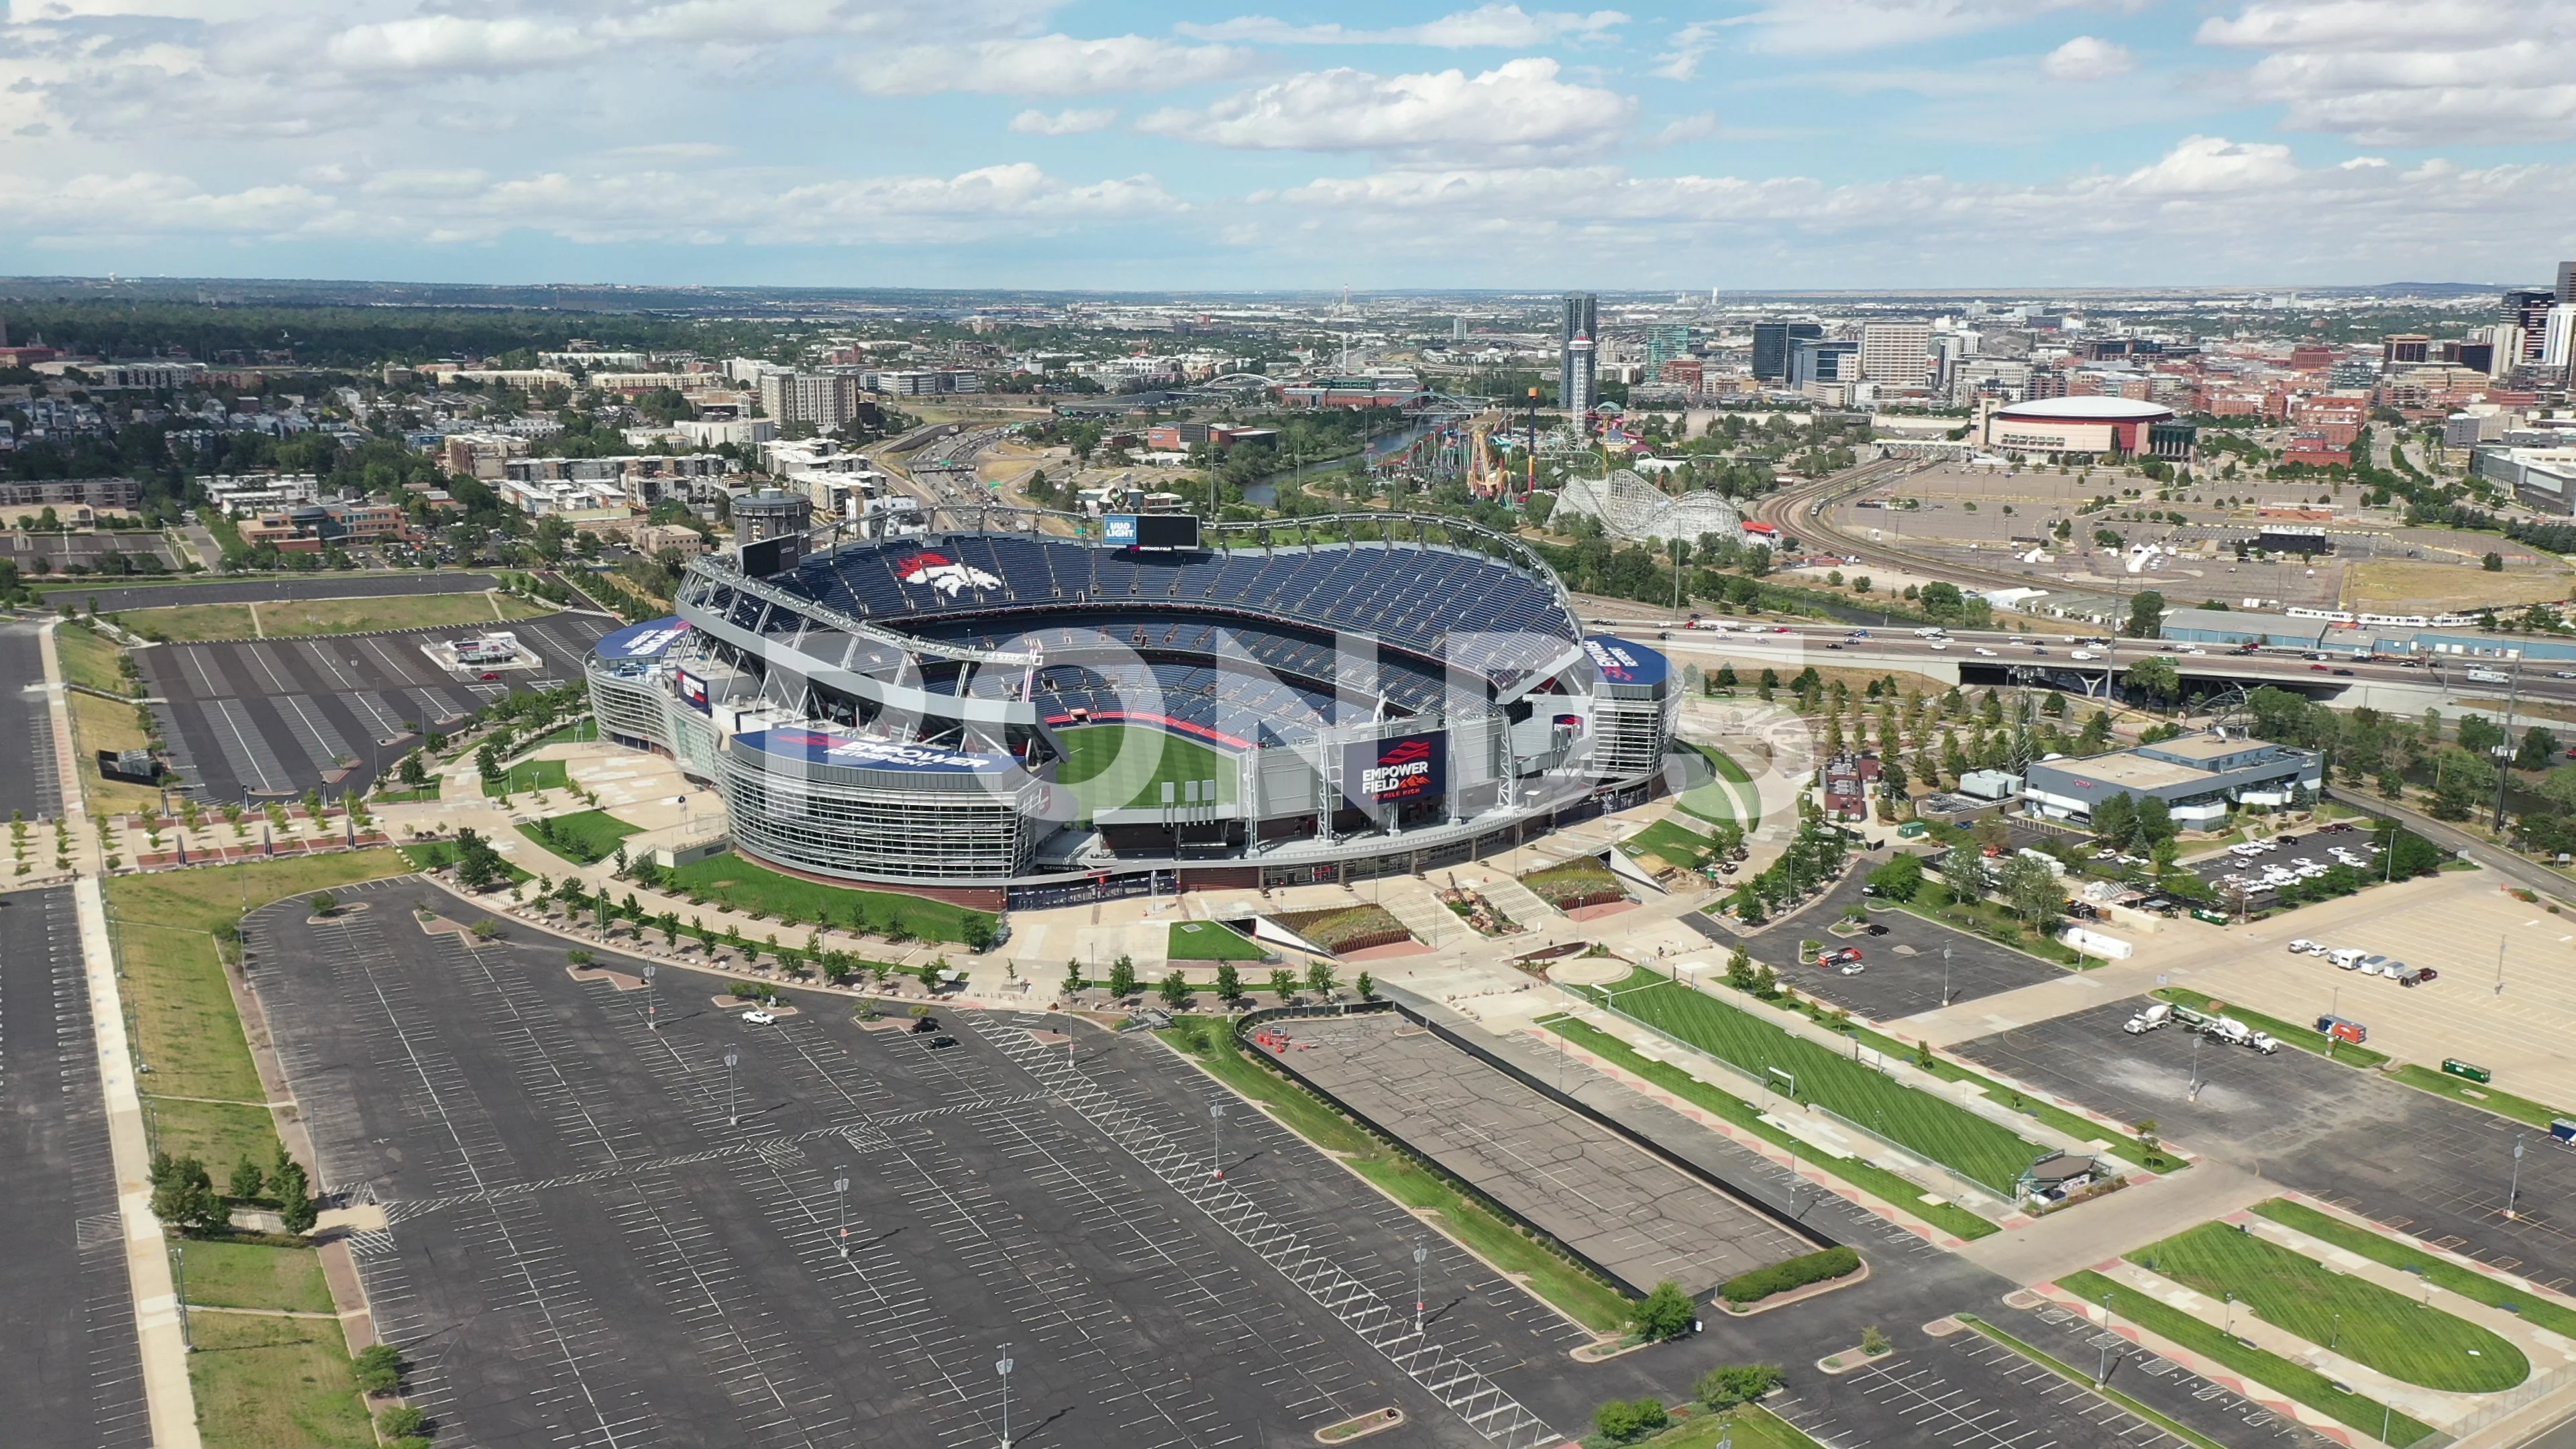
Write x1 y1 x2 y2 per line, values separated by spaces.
2329 948 2366 969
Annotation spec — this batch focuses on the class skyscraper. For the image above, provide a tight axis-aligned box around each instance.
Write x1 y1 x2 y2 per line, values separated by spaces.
2558 261 2576 304
1559 293 1597 419
1860 322 1934 389
2504 289 2557 363
1644 324 1690 376
1752 321 1823 382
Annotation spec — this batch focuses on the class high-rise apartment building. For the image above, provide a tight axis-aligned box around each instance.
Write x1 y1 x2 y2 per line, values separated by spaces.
1643 325 1691 376
1860 321 1934 389
1751 321 1823 382
2558 261 2576 303
1559 293 1597 420
759 372 861 431
2544 305 2576 370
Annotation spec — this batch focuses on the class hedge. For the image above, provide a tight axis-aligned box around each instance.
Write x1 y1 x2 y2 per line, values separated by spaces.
1721 1245 1860 1304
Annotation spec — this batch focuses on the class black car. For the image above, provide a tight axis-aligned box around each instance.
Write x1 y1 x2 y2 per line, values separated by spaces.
909 1015 941 1034
2332 667 2355 676
926 1035 959 1051
1864 922 1890 936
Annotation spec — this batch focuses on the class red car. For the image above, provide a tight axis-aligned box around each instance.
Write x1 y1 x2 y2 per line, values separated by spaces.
479 671 501 681
2309 663 2330 672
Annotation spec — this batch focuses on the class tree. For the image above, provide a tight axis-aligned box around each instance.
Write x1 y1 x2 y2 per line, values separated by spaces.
567 947 594 966
1214 962 1242 1004
1305 961 1338 998
476 741 502 780
1998 853 2063 929
1725 945 1758 990
2430 748 2496 820
1063 959 1085 995
1592 1399 1668 1444
2125 589 2167 639
1157 972 1191 1008
1355 971 1375 1000
2519 727 2561 773
227 1157 266 1201
1267 967 1297 1001
397 750 427 787
353 1344 404 1395
2133 794 2175 848
1695 1363 1786 1410
2134 1118 2161 1161
274 1155 316 1233
1862 1324 1891 1355
308 892 337 916
1633 1279 1695 1340
2090 792 2136 853
1107 955 1138 999
2125 655 2180 706
149 1155 225 1234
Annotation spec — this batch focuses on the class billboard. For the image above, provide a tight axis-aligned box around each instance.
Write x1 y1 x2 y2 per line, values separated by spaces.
739 535 802 578
1102 513 1199 550
1343 731 1448 806
735 727 1018 775
674 669 710 714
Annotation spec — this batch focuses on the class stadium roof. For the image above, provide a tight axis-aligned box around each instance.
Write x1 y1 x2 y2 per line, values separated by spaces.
1994 396 2171 422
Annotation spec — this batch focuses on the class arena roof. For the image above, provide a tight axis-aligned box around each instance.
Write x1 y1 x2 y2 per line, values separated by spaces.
594 616 692 661
1994 396 2172 423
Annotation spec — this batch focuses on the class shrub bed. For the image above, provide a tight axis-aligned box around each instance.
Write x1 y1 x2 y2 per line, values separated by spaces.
1722 1245 1861 1304
1271 904 1413 953
1522 858 1627 910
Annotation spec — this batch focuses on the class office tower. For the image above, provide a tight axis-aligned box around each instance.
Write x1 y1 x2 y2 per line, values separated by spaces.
1788 339 1859 386
2559 261 2576 303
1644 324 1690 376
2544 305 2576 370
1559 292 1597 419
1452 317 1467 342
1860 321 1934 388
1752 321 1823 382
2505 289 2556 363
2381 334 2430 366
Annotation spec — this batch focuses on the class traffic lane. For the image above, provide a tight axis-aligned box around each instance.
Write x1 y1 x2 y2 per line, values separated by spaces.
1730 867 2070 1023
36 571 504 614
1957 999 2576 1295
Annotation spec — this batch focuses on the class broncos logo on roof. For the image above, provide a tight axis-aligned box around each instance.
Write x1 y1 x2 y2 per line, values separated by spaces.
896 551 1002 598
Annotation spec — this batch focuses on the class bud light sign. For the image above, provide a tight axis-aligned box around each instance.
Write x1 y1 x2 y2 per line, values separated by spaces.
1344 731 1446 805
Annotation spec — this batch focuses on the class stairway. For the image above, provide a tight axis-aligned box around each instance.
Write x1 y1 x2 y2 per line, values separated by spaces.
1477 874 1560 929
1374 882 1465 949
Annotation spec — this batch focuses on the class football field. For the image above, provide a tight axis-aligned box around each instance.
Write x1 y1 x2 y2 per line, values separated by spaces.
1056 725 1238 814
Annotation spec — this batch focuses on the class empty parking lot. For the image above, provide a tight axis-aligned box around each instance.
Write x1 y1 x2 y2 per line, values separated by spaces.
1266 1008 1817 1295
243 879 1587 1449
1718 868 2071 1025
143 610 611 799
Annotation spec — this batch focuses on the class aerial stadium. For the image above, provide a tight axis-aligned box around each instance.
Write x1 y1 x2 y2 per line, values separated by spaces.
585 505 1678 909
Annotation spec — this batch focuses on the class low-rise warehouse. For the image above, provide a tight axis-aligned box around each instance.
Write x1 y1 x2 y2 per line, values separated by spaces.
2022 731 2324 828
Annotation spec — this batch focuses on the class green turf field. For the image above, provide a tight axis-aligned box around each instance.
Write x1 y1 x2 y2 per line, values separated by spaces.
1056 725 1236 815
1167 920 1267 961
2135 1221 2527 1391
1576 968 2041 1196
2252 1199 2576 1340
517 809 641 865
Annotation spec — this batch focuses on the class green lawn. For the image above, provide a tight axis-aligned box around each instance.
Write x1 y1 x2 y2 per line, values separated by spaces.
1161 1016 1635 1333
2251 1199 2576 1341
1168 920 1267 961
150 1099 286 1178
369 781 440 804
666 851 995 945
1055 724 1235 815
178 1240 335 1313
1574 969 2042 1197
2057 1270 2434 1446
482 758 570 796
1619 1405 1820 1449
1676 742 1760 826
186 1311 376 1449
55 621 130 694
525 716 600 748
1621 818 1729 873
2151 988 2390 1068
398 839 534 885
517 809 641 865
2133 1222 2526 1392
1542 1014 1997 1240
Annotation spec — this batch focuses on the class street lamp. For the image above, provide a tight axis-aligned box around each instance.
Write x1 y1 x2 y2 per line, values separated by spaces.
995 1344 1016 1449
1941 943 1952 1007
643 962 657 1030
724 1046 740 1127
2509 1134 2528 1219
1413 1242 1430 1336
1210 1102 1228 1181
834 1169 851 1258
2098 1291 2118 1385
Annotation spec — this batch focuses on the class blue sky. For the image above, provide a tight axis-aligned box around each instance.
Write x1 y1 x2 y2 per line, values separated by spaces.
1 0 2569 289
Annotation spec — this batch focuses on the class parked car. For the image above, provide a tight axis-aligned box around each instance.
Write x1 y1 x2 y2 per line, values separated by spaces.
2288 938 2322 954
741 1009 776 1024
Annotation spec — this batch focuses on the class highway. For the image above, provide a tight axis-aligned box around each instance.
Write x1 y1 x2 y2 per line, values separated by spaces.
1578 612 2576 712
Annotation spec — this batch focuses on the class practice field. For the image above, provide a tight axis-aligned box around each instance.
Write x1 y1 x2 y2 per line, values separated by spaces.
1055 724 1234 814
1576 969 2043 1197
2135 1222 2526 1392
116 590 553 642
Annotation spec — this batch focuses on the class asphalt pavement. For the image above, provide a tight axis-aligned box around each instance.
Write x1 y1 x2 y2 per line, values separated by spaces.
35 571 504 616
0 885 152 1449
0 620 66 821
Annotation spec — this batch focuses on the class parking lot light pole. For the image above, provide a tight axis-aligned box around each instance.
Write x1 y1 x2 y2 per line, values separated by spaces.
2098 1291 2118 1385
996 1344 1015 1449
1941 943 1951 1007
2510 1134 2527 1220
1210 1102 1227 1181
834 1169 851 1257
643 963 657 1030
724 1047 740 1127
1413 1242 1430 1336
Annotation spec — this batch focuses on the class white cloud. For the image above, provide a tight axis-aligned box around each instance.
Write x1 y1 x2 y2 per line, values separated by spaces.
1176 5 1626 47
325 16 600 74
1648 111 1719 146
1727 0 2125 56
1136 57 1633 162
1651 20 1723 80
1010 106 1118 136
2198 0 2576 145
1245 134 2574 281
2042 35 2133 80
841 34 1252 96
0 169 339 236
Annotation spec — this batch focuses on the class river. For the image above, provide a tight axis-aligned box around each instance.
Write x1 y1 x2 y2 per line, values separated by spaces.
1240 421 1443 507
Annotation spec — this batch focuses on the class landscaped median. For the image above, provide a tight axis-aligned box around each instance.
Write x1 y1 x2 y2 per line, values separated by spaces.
1567 968 2047 1200
1156 1014 1637 1335
2251 1199 2576 1340
1720 1246 1861 1308
2054 1269 2438 1447
1538 1012 1999 1241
